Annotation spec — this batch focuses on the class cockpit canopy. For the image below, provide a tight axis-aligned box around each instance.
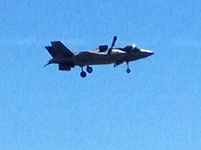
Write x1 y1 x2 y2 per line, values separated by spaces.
123 44 140 52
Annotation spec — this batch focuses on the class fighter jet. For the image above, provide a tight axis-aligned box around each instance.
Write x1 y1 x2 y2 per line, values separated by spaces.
44 36 154 78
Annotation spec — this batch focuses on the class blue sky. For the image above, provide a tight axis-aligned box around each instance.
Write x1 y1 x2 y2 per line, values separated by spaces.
0 0 201 150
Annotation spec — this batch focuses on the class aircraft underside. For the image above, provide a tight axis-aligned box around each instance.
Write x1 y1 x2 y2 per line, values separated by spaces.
56 52 128 77
73 52 127 66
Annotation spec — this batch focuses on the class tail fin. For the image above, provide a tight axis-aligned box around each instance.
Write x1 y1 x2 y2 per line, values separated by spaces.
45 41 74 58
51 41 74 57
45 46 57 58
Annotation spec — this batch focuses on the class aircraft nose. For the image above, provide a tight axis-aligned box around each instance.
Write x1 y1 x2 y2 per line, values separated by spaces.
143 49 154 56
140 49 154 58
148 51 154 56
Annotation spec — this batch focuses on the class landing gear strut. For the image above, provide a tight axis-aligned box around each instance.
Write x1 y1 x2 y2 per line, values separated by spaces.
126 61 131 73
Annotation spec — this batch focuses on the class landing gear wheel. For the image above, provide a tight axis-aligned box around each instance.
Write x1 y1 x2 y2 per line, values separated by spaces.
126 68 131 73
80 71 87 78
87 66 93 73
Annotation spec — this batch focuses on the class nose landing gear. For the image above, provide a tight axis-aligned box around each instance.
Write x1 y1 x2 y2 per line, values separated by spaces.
126 61 131 73
127 68 131 73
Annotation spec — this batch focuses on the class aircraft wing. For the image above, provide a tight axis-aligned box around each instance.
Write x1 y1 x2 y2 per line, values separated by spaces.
46 41 74 58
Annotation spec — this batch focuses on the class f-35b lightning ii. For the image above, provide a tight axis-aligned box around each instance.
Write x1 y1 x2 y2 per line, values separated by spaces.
44 36 154 78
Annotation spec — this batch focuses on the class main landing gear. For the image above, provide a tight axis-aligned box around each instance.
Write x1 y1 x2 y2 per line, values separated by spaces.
80 66 93 78
126 61 131 73
86 66 93 73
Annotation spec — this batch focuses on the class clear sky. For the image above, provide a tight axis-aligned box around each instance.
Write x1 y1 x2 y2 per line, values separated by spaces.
0 0 201 150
